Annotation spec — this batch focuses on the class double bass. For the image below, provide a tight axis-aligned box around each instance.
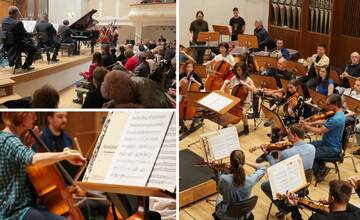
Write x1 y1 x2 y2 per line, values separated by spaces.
205 61 231 92
179 73 201 121
26 129 85 220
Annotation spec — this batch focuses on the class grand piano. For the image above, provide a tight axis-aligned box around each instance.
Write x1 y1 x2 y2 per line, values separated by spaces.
69 9 100 53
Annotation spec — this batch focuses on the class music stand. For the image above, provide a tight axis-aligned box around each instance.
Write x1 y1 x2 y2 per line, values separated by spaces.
287 61 307 77
253 56 277 73
343 95 360 114
197 32 221 46
261 104 288 136
251 74 278 90
194 65 207 79
238 34 259 49
212 25 231 42
329 70 341 85
308 89 327 109
348 76 358 89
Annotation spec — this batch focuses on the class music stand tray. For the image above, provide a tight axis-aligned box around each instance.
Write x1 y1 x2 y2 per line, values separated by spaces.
238 34 259 49
212 25 231 36
251 74 278 90
343 95 360 114
197 32 220 45
308 89 327 109
253 56 277 73
261 104 288 136
287 61 307 76
196 90 240 115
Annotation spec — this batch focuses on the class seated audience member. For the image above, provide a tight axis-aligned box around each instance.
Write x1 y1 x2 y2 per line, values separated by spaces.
146 51 156 74
316 67 334 96
80 52 102 81
165 57 176 97
31 85 60 108
214 150 266 220
82 67 109 108
286 180 360 220
101 43 115 69
124 50 139 72
261 125 315 219
110 48 118 64
298 44 330 91
270 39 290 60
339 52 360 89
133 52 150 77
117 45 127 64
101 71 172 108
300 94 345 183
35 13 61 62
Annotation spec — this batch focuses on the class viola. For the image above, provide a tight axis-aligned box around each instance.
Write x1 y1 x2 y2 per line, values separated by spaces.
26 129 85 219
204 61 230 92
179 73 201 121
249 141 293 153
229 79 249 117
305 111 335 122
278 194 330 214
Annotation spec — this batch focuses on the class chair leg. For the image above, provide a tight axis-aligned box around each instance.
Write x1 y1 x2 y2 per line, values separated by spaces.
266 201 273 220
335 163 340 180
351 156 358 173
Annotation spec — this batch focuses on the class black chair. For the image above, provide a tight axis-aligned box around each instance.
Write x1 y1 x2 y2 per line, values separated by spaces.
213 196 258 220
1 31 25 74
36 32 51 64
315 127 351 186
266 169 313 220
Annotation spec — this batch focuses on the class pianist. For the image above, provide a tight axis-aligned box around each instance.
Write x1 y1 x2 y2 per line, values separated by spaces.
1 6 37 71
58 19 77 55
35 13 61 62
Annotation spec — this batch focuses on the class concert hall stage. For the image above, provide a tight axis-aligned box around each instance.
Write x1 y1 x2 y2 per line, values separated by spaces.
0 50 92 104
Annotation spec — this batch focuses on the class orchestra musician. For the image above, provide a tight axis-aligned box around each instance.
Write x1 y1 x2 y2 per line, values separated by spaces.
35 13 61 62
189 10 209 64
1 6 37 71
110 26 119 48
213 150 266 220
260 124 315 219
316 67 334 96
223 63 256 135
0 112 85 220
297 44 330 96
58 19 77 55
98 26 111 45
348 177 360 198
263 57 292 87
300 94 345 183
337 52 360 92
229 7 246 41
286 180 360 220
253 19 269 50
269 39 290 60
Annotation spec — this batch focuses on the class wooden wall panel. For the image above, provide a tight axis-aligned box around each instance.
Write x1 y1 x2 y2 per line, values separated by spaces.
302 32 329 58
0 0 15 20
268 25 301 51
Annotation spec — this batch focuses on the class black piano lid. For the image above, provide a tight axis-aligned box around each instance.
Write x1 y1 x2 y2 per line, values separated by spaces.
69 9 98 30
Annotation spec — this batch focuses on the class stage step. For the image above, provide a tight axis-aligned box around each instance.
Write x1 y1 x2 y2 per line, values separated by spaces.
0 79 15 98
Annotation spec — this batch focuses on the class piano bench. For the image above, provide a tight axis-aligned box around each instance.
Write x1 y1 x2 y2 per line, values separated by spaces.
60 43 75 56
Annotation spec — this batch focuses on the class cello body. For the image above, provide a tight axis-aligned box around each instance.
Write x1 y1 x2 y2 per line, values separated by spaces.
179 74 201 121
229 82 249 117
205 61 230 92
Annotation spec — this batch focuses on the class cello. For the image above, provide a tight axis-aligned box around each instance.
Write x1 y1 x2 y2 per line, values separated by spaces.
229 82 249 117
26 129 86 220
204 61 231 92
179 73 201 121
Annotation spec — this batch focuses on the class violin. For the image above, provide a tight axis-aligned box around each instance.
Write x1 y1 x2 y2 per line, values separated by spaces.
26 129 85 219
210 163 232 174
204 61 230 92
278 194 330 214
305 111 335 122
179 72 201 121
229 79 249 117
249 141 293 153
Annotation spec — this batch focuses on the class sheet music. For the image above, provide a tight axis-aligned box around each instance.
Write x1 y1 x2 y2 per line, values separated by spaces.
52 23 60 32
197 92 233 112
22 20 36 33
148 116 176 192
83 112 129 182
208 127 241 161
104 112 173 186
267 154 306 200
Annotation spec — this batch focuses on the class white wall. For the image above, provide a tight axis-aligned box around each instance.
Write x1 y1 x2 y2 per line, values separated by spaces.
179 0 269 46
142 26 176 42
48 0 83 25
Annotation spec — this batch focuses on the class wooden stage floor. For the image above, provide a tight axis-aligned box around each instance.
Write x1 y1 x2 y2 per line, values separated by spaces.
180 118 360 220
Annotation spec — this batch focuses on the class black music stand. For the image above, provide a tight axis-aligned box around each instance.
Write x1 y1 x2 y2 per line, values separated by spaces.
261 104 288 141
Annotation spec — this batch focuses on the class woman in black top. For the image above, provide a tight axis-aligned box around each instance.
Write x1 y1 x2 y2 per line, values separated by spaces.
82 67 109 108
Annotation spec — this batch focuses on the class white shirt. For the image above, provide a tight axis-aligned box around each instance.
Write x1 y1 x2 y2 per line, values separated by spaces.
213 53 235 66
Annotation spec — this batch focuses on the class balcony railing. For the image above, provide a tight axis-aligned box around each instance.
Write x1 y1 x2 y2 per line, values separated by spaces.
128 1 176 22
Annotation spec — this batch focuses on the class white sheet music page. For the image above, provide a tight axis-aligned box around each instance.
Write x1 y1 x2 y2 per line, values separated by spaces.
22 20 37 33
197 92 233 112
267 154 306 200
208 126 241 161
83 111 129 182
148 115 176 192
104 112 173 186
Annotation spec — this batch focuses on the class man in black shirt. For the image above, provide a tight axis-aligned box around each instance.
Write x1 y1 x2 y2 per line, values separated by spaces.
58 19 77 55
1 6 37 70
189 10 209 45
265 57 292 87
286 180 360 220
229 7 245 41
35 13 61 62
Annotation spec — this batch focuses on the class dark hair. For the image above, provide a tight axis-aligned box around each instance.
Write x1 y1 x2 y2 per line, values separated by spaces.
317 44 327 50
233 63 247 79
119 45 125 53
218 42 230 53
93 67 108 88
230 150 246 187
329 180 352 204
289 124 305 139
182 60 195 74
63 19 69 25
328 94 343 107
195 10 204 17
32 85 59 108
233 7 239 12
317 67 330 88
92 52 102 66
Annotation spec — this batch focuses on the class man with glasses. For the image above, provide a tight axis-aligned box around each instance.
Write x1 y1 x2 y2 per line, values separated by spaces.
300 94 345 183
